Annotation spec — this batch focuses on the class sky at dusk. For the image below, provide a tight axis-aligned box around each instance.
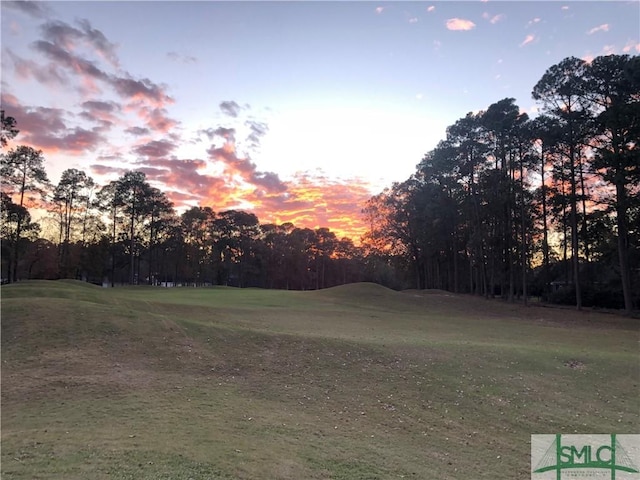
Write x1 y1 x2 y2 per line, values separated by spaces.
1 1 639 240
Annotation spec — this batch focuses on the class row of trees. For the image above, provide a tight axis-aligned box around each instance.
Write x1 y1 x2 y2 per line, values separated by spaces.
0 143 371 289
363 55 639 313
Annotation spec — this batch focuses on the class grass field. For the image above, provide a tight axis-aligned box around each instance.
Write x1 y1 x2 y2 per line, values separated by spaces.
1 280 638 479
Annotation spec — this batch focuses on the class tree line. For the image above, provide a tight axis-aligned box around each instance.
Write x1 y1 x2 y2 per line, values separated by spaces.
362 55 639 314
0 142 372 289
1 54 638 314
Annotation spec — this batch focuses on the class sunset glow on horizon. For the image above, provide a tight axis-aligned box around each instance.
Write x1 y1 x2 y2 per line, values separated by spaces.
2 1 639 241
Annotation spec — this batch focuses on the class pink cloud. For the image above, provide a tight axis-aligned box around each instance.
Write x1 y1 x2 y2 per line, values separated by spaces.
133 139 176 158
251 173 372 241
427 6 435 12
622 41 640 53
132 106 179 134
7 49 68 87
193 172 374 241
206 138 287 194
482 12 505 24
31 126 104 155
41 19 120 68
138 158 219 196
33 40 109 83
375 6 384 14
90 164 125 177
79 100 120 130
0 92 106 155
56 127 104 153
587 24 609 35
520 34 536 47
91 156 225 208
1 92 65 137
446 18 476 31
111 76 172 107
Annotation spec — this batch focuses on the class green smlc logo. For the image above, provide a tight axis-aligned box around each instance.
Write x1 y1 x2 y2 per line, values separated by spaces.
533 434 639 480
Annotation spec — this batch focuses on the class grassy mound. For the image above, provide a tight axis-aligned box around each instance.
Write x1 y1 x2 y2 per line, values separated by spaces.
313 281 400 298
1 280 638 479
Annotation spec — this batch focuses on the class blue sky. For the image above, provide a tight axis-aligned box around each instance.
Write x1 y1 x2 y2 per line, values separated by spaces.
1 1 639 239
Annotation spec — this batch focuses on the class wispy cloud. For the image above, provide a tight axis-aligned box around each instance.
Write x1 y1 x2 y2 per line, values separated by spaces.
375 6 384 14
482 12 505 24
0 92 103 154
3 95 105 154
622 41 640 53
427 6 435 13
245 120 269 149
111 76 172 107
408 17 418 24
125 126 151 137
220 100 242 118
6 49 68 87
167 51 197 64
135 158 216 195
206 133 287 194
54 127 104 154
520 34 536 47
587 24 609 35
133 140 176 159
41 19 119 68
79 100 120 130
135 106 178 134
3 1 52 19
445 18 476 31
527 17 541 28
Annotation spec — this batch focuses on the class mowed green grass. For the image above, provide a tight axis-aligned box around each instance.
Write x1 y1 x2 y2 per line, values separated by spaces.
1 280 638 479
